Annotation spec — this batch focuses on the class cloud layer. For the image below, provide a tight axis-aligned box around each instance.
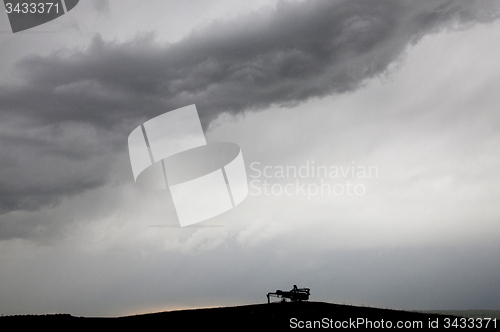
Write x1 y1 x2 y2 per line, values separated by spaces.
0 0 499 223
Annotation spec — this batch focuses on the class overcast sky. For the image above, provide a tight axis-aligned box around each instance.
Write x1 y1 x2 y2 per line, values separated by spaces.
0 0 500 317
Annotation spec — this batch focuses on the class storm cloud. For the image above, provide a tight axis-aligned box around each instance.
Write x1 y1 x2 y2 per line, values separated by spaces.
1 0 500 317
0 0 499 216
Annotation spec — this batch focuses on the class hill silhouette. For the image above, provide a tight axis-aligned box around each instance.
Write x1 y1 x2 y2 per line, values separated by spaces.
1 301 497 329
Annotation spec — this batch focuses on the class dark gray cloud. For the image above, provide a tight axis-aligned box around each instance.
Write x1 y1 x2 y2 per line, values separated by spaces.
0 0 499 219
4 0 500 127
92 0 110 14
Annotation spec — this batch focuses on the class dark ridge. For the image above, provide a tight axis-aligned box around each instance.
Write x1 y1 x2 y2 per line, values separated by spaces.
1 302 496 329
